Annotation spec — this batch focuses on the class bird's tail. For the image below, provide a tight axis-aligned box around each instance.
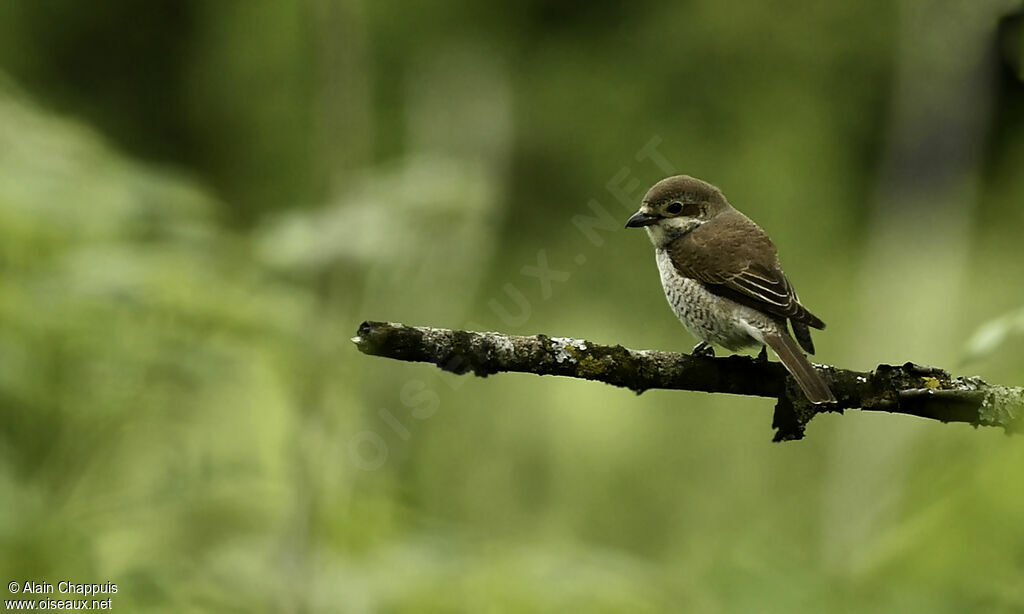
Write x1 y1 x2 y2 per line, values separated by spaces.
763 331 835 404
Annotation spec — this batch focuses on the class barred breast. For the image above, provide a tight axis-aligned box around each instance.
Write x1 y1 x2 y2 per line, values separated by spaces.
654 248 766 351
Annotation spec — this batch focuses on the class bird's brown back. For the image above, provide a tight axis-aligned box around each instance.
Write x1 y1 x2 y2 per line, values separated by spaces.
667 209 826 334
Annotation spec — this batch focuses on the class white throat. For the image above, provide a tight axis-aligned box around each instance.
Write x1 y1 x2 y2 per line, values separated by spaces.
645 217 702 248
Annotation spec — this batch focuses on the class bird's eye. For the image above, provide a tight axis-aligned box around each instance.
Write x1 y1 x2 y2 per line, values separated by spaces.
666 202 683 214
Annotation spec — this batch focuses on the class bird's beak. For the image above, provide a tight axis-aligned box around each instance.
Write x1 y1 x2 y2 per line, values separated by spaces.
625 210 659 228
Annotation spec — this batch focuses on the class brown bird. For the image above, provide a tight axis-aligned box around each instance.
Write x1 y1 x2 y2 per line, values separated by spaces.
626 175 835 404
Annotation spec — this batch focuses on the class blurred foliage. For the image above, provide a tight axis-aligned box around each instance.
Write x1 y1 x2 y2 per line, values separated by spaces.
0 77 307 611
965 306 1024 364
1 1 1024 612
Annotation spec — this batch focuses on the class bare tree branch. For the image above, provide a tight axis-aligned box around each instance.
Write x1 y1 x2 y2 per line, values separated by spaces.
352 321 1024 441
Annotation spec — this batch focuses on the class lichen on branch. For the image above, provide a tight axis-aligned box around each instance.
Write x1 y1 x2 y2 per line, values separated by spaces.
353 321 1024 441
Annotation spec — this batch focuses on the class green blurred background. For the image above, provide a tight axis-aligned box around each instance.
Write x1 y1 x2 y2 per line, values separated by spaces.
2 1 1024 612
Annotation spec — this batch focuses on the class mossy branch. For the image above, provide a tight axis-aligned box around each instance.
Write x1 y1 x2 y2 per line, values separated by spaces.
352 321 1024 441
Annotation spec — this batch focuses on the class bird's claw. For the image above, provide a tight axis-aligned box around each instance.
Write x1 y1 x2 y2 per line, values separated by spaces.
692 342 715 358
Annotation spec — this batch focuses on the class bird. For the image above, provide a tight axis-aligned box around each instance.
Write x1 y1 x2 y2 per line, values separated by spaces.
625 175 835 404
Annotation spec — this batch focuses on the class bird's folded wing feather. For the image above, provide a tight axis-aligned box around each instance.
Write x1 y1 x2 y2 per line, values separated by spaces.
666 210 824 329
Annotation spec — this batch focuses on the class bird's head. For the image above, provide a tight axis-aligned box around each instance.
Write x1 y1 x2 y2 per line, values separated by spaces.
625 175 730 247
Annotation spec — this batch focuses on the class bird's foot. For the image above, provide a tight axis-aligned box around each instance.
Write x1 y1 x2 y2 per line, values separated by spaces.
691 342 715 358
755 345 769 363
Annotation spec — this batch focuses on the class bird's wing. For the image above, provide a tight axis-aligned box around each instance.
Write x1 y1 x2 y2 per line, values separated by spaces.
666 209 825 331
